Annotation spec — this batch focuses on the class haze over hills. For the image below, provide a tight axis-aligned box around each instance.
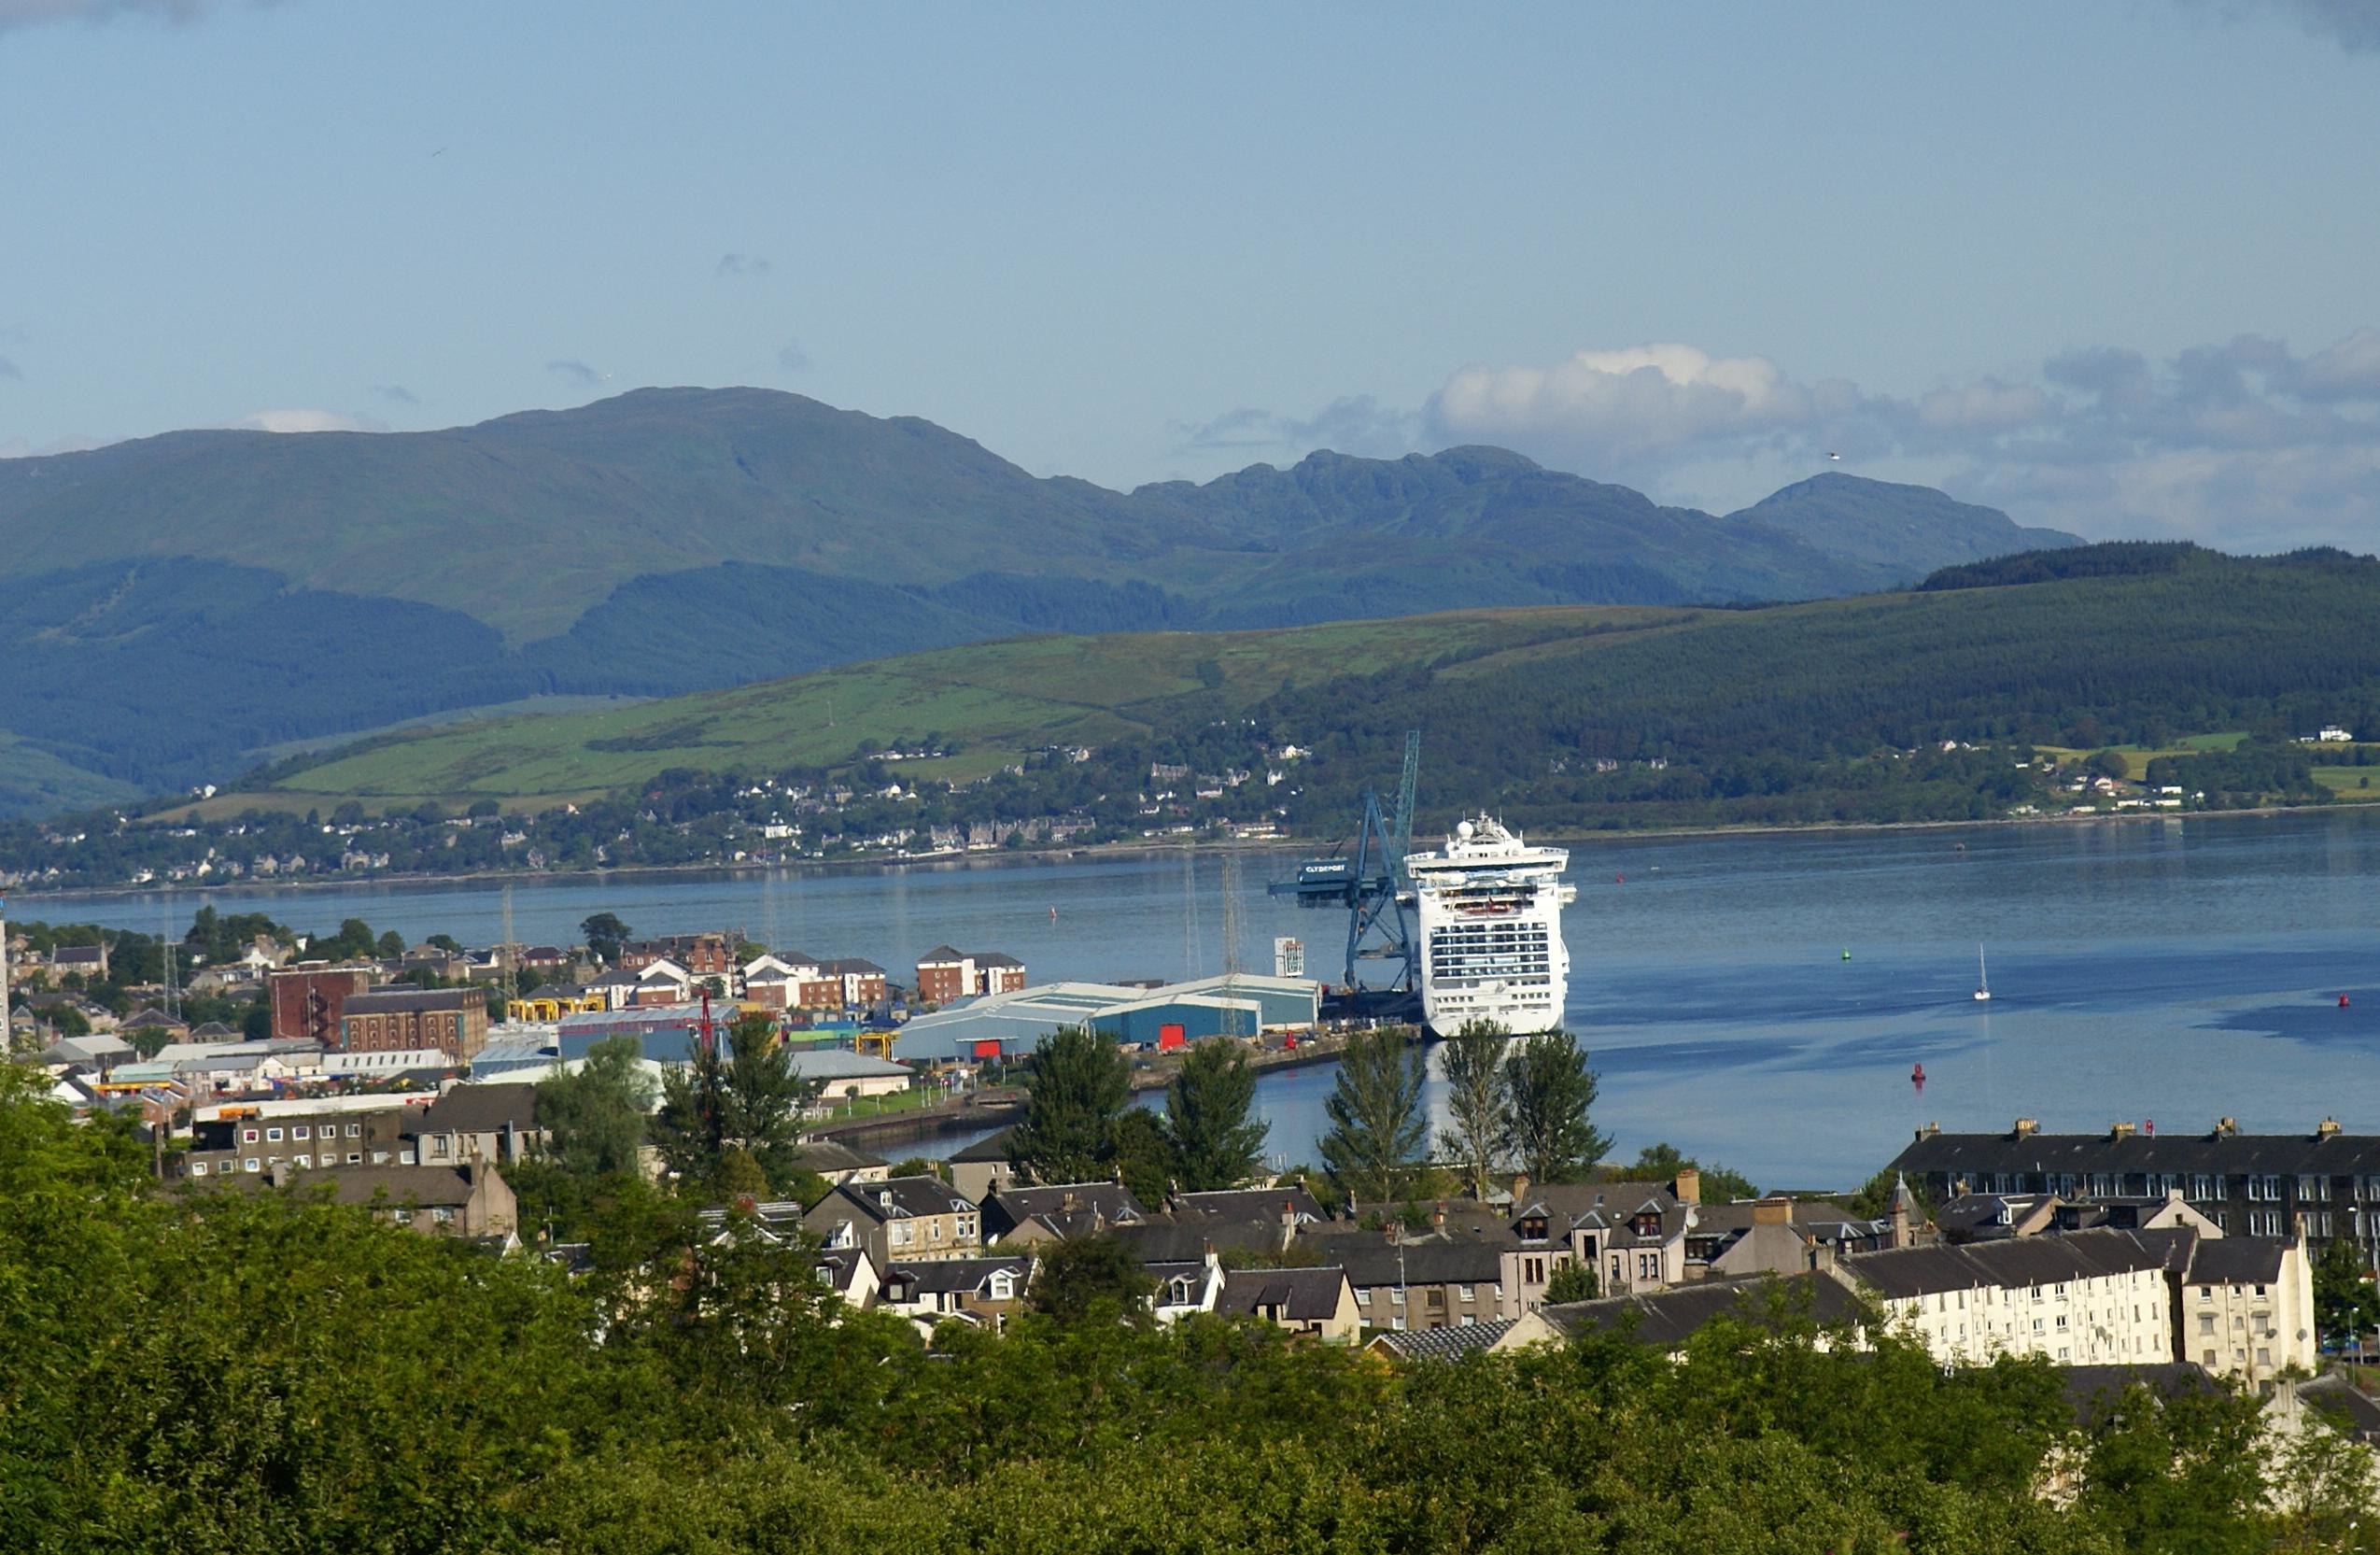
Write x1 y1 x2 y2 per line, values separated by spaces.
0 388 2080 817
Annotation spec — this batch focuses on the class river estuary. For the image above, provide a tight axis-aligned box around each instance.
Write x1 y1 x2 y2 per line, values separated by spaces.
28 808 2380 1188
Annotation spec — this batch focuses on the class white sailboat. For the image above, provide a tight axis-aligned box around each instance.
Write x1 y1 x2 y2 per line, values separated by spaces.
1973 945 1992 1002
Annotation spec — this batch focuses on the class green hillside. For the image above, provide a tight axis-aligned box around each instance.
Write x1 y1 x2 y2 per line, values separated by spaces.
0 388 2078 816
227 608 1663 813
233 544 2380 836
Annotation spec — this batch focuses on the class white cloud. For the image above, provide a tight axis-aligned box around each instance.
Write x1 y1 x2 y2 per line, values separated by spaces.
231 408 378 433
1418 331 2380 552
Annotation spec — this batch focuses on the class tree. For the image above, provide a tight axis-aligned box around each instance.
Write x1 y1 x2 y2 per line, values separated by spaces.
2313 1234 2380 1350
1026 1234 1154 1325
1847 1166 1931 1221
653 1012 817 1195
1543 1259 1598 1304
537 1034 655 1178
1161 1039 1268 1191
1500 1030 1609 1184
1438 1019 1510 1201
1108 1109 1175 1209
1625 1141 1758 1201
1008 1025 1131 1185
427 933 463 954
374 930 405 958
1317 1027 1428 1203
581 912 632 964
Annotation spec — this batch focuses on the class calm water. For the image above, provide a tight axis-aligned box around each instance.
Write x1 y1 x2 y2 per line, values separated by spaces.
28 810 2380 1188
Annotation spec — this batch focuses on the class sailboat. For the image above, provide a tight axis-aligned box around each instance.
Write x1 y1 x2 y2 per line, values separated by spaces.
1973 945 1992 1002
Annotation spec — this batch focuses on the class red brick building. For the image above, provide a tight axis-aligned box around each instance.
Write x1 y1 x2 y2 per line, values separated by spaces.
268 967 374 1045
914 947 1026 1005
616 932 737 977
338 988 490 1061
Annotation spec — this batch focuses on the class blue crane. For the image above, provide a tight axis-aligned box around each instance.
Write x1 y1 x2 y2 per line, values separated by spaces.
1268 729 1421 996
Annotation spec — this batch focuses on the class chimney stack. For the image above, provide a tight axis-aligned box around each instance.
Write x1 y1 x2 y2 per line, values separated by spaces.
1432 1201 1446 1230
1673 1166 1701 1206
1511 1171 1531 1205
2110 1122 2135 1141
1753 1195 1792 1227
2318 1117 2343 1140
2217 1117 2239 1138
1914 1122 1939 1141
2013 1118 2038 1139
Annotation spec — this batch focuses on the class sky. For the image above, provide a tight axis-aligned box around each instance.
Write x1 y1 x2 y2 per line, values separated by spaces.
3 0 2378 550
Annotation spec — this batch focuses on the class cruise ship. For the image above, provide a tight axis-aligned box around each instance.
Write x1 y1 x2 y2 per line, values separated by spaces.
1404 814 1575 1035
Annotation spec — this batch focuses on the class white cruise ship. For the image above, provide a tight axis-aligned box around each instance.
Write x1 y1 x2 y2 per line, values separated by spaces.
1404 814 1576 1035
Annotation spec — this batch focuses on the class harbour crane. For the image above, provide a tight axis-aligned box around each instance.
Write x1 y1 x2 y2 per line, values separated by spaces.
1268 729 1421 1004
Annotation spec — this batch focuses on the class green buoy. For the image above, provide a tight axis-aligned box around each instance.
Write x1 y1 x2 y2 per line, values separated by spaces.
1841 948 1852 961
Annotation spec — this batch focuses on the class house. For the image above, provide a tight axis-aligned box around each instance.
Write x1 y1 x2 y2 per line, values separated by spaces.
1145 1249 1228 1323
318 1163 516 1237
790 1138 890 1187
800 1175 982 1265
1327 1237 1511 1333
879 1255 1034 1335
1890 1117 2380 1251
947 1126 1021 1202
630 958 697 1005
982 1182 1148 1246
1171 1185 1327 1227
580 968 646 1011
1215 1265 1361 1344
35 1033 134 1073
739 953 822 1010
813 1246 882 1309
179 1101 418 1180
1507 1180 1695 1306
798 958 888 1011
407 1082 545 1167
119 1007 190 1044
1839 1228 2182 1367
914 947 1029 1005
618 933 738 978
49 942 108 982
1690 1195 1905 1279
2175 1233 2317 1383
339 987 490 1061
1496 1270 1870 1354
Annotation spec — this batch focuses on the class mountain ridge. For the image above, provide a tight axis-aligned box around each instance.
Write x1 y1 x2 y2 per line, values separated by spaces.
0 387 2080 816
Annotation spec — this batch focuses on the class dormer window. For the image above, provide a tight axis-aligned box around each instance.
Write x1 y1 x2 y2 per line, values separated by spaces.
1632 1213 1661 1237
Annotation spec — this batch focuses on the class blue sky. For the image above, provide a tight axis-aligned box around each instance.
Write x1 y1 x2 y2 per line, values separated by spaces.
3 0 2377 547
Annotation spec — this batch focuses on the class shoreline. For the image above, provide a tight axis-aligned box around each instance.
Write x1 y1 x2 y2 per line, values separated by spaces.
12 799 2368 907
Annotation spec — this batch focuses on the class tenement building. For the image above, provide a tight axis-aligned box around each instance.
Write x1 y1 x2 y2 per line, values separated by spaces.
1890 1118 2380 1250
338 987 491 1061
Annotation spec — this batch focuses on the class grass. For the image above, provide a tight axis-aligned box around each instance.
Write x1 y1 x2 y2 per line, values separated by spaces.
2313 767 2380 802
2033 732 2247 780
230 607 1649 812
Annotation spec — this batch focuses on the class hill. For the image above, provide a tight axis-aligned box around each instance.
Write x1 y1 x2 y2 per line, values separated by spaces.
0 388 2075 816
201 544 2380 834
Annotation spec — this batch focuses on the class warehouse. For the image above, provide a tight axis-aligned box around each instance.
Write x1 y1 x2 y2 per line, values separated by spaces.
893 973 1318 1063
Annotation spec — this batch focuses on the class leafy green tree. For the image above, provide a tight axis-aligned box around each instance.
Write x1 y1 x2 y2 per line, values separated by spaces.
1438 1019 1510 1201
1109 1108 1176 1208
538 1034 655 1178
1624 1141 1758 1201
1318 1026 1428 1203
427 933 463 954
1846 1166 1931 1220
1026 1235 1154 1325
1543 1259 1598 1303
653 1012 817 1195
1008 1025 1131 1184
579 912 632 964
1161 1039 1268 1191
375 929 405 958
1500 1029 1610 1184
2313 1233 2380 1350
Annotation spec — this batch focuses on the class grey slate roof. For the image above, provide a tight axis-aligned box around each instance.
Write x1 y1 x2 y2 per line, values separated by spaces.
1892 1128 2380 1180
984 1182 1148 1239
413 1082 541 1136
835 1175 978 1223
884 1256 1030 1297
1538 1272 1867 1348
948 1126 1016 1165
1327 1238 1507 1288
2185 1236 2292 1285
1116 1217 1286 1265
792 1139 888 1175
2060 1364 2220 1425
345 988 481 1014
1216 1265 1349 1322
1843 1228 2172 1299
1172 1186 1325 1224
1370 1319 1517 1361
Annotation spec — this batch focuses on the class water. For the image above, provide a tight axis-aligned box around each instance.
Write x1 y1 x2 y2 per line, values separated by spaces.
25 810 2380 1189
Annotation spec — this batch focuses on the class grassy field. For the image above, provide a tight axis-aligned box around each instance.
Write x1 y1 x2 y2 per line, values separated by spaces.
2313 766 2380 801
2034 732 2247 780
224 606 1667 813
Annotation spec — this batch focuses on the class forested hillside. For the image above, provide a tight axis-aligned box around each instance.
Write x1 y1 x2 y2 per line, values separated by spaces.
0 389 2073 816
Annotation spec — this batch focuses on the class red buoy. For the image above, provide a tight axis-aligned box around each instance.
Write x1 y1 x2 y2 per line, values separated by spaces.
2343 995 2352 1009
1910 1062 1926 1094
1615 872 1625 884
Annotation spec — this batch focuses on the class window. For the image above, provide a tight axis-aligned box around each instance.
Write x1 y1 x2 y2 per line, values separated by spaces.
1457 1284 1476 1303
292 1125 310 1140
244 1158 260 1172
190 1162 207 1177
2198 1285 2213 1302
2258 1348 2272 1366
2204 1349 2218 1365
346 1152 360 1165
293 1154 309 1168
265 1127 283 1142
2299 1175 2329 1202
1390 1287 1405 1306
432 1208 456 1223
346 1123 361 1138
242 1128 259 1144
1458 1315 1475 1327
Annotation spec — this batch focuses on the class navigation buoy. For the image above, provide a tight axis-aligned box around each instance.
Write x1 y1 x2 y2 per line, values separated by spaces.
2343 995 2352 1009
1842 948 1852 962
1615 872 1625 884
1911 1062 1926 1094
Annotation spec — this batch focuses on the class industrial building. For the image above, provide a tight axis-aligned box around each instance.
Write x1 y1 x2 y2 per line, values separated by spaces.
892 973 1319 1063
